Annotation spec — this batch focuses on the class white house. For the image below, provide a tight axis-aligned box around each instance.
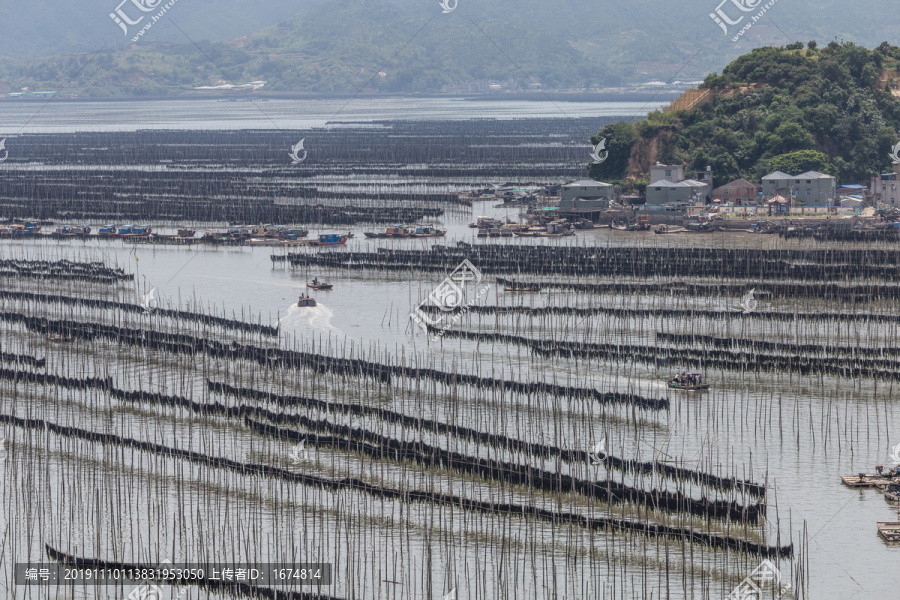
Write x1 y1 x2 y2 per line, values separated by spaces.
762 170 836 207
871 172 898 207
559 179 614 211
645 179 709 205
649 163 684 184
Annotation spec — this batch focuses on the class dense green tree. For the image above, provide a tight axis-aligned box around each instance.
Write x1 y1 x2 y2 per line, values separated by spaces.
765 150 836 176
588 121 638 182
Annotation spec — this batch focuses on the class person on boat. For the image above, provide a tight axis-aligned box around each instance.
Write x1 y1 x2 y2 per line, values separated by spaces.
877 465 884 475
698 375 702 385
312 277 318 285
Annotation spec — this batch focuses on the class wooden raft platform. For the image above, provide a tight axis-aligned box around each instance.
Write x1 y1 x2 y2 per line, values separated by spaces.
877 522 900 542
840 473 896 488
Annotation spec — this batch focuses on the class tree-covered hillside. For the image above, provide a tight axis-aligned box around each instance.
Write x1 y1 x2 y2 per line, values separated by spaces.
590 42 900 188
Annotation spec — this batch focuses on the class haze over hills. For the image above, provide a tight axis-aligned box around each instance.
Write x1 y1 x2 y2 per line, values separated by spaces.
1 0 899 96
0 0 326 59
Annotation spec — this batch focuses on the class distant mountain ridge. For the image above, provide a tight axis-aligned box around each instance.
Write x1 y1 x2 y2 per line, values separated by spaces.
1 0 900 96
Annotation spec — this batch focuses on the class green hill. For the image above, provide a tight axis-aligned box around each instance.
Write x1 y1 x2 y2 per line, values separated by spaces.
589 42 900 188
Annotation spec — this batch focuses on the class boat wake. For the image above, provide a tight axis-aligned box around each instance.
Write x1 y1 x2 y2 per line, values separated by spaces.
280 303 341 335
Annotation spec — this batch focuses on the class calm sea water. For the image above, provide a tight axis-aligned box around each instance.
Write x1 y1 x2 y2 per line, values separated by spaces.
0 97 669 133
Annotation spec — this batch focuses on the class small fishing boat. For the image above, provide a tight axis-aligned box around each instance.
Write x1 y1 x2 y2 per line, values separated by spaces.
655 225 687 234
504 283 542 292
307 279 333 291
201 229 229 242
412 225 447 238
514 221 574 238
365 225 410 239
277 228 309 240
667 382 710 390
634 216 651 230
308 233 349 246
684 221 714 232
573 219 595 230
468 216 502 229
885 483 900 502
297 294 317 308
152 229 196 241
364 225 445 239
52 225 91 238
9 223 40 236
666 374 709 390
120 224 152 238
514 227 575 238
97 224 118 236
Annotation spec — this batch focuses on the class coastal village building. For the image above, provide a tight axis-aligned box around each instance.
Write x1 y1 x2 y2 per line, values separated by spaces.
711 178 760 205
649 163 684 184
695 166 714 190
559 179 613 211
646 179 709 205
871 172 898 207
761 171 836 207
840 196 864 209
645 162 708 205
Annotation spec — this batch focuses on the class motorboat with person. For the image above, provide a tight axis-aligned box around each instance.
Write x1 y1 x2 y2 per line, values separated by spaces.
667 372 709 390
307 277 333 291
297 293 317 308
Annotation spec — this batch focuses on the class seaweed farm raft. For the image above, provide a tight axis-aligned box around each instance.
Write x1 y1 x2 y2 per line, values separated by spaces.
0 109 898 600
